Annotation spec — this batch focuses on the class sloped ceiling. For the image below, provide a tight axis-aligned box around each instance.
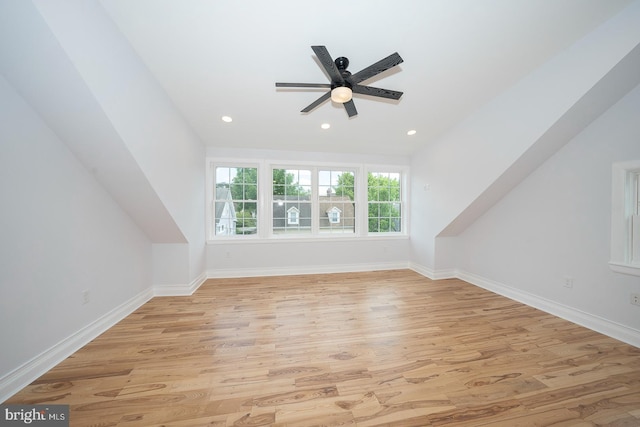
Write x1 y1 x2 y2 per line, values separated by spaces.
2 0 637 247
99 0 633 156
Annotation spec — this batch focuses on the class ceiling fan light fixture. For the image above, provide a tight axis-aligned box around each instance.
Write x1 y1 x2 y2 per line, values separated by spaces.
331 86 352 104
276 46 404 117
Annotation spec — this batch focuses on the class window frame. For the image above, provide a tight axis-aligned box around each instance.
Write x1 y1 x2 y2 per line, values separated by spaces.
609 160 640 276
631 171 640 264
366 169 405 235
207 161 260 240
270 165 359 237
206 158 409 242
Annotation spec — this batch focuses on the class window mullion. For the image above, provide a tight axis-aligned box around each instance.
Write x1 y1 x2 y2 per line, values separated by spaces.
261 162 270 238
311 167 319 234
634 171 640 215
632 171 640 263
356 168 366 236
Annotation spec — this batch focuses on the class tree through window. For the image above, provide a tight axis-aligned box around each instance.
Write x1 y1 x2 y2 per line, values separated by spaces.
368 172 402 233
214 166 258 235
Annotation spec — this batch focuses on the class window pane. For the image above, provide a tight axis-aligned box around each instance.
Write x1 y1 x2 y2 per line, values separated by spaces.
272 192 312 235
244 184 257 200
273 168 312 199
237 202 257 235
273 168 311 234
368 171 402 234
368 217 379 233
318 170 331 187
214 166 258 236
319 170 355 234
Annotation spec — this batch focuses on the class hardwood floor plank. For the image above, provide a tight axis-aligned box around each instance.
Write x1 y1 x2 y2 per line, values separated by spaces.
5 270 640 426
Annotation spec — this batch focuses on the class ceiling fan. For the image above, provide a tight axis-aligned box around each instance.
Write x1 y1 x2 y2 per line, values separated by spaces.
276 46 404 118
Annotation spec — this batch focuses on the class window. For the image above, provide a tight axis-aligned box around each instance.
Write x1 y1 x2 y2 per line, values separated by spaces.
367 172 402 233
319 169 355 234
272 167 356 235
213 166 258 236
272 168 311 234
610 161 640 276
207 159 407 241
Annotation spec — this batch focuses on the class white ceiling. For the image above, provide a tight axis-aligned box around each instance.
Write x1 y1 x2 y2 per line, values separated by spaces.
99 0 632 156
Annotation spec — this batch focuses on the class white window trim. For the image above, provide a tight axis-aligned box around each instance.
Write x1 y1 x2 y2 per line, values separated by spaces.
207 158 409 243
609 160 640 277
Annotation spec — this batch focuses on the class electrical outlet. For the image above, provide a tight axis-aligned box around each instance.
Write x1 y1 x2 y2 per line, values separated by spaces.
563 276 574 288
631 293 640 306
82 290 90 305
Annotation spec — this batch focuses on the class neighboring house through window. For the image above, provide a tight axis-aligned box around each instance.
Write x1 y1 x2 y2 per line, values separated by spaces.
272 168 312 234
287 206 300 225
327 206 341 224
213 165 258 237
271 168 357 235
319 170 355 234
215 187 236 236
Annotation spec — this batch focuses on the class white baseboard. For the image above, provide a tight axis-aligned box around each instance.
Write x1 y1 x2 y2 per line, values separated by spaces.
153 272 207 296
409 263 640 349
409 262 456 280
0 288 154 403
455 270 640 349
207 261 410 279
5 264 636 405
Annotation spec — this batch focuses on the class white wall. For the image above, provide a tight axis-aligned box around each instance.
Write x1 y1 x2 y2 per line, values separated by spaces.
30 0 207 290
206 147 411 276
0 76 153 397
455 84 640 343
409 2 640 274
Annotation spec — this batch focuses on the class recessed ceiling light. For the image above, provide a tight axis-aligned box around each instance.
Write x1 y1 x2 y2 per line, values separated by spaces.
221 116 233 123
407 129 417 136
321 123 331 130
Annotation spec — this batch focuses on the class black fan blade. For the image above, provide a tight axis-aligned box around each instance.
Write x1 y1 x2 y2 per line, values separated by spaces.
344 99 357 117
352 85 403 100
350 52 403 84
276 82 332 88
301 91 331 113
311 45 344 84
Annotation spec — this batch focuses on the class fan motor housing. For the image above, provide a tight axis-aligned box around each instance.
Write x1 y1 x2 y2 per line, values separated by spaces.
334 56 349 70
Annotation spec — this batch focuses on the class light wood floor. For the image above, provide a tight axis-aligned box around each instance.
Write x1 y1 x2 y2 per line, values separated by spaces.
7 270 640 426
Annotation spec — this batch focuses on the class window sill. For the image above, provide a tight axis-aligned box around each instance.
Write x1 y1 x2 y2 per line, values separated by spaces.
609 261 640 277
207 234 409 245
